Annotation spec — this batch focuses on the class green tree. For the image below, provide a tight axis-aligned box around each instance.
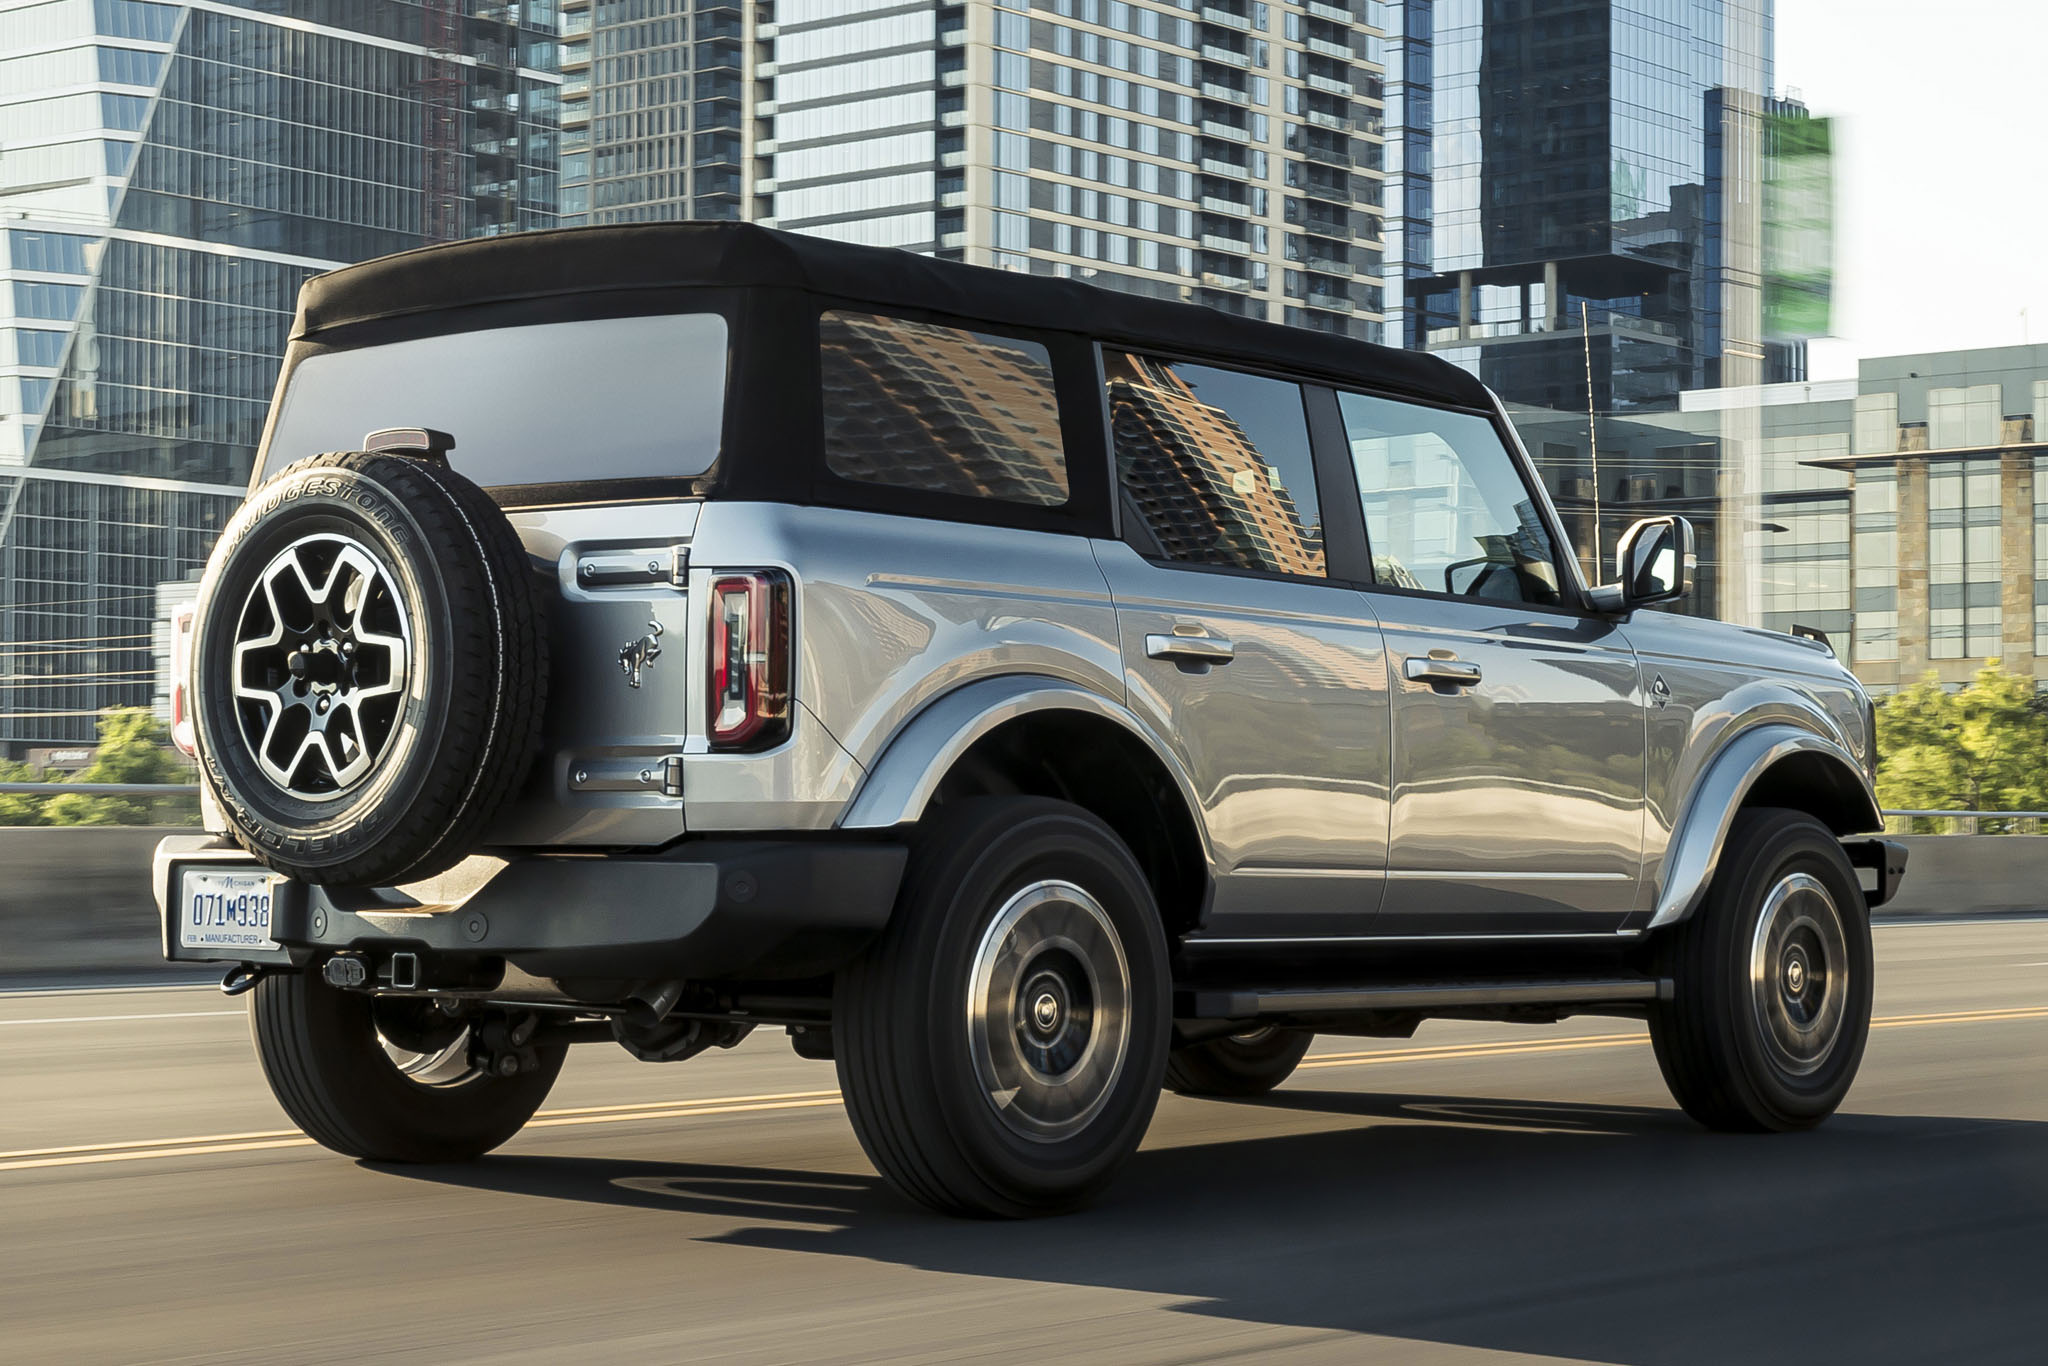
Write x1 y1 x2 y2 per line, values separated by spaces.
43 708 198 827
1875 661 2048 828
0 756 49 826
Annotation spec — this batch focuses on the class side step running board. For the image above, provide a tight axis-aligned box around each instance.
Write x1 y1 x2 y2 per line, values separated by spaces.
1179 978 1670 1020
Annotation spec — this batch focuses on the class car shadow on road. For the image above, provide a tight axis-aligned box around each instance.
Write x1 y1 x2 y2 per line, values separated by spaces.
391 1088 2048 1365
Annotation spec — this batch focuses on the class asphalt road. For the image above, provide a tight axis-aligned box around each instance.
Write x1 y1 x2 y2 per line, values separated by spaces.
3 919 2045 1366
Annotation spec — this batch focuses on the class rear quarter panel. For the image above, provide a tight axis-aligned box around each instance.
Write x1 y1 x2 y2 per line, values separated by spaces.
685 502 1124 819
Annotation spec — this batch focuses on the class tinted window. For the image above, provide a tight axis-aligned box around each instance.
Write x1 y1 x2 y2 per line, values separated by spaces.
1340 391 1562 606
265 314 727 489
1106 351 1325 577
820 310 1068 506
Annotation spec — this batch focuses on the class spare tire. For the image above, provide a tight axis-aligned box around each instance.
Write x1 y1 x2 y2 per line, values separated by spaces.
189 451 547 885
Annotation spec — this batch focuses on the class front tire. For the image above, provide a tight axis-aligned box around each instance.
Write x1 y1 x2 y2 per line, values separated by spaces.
251 971 564 1162
1649 807 1872 1131
834 797 1172 1217
1164 1027 1313 1097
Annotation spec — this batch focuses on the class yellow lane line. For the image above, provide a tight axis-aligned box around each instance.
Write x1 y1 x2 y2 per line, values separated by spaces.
0 1088 849 1163
5 1003 2041 1175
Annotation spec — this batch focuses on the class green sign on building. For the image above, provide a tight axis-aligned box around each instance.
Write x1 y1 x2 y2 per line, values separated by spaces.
1763 114 1835 341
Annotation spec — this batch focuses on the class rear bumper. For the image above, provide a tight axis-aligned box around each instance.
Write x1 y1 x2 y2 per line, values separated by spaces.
155 835 906 981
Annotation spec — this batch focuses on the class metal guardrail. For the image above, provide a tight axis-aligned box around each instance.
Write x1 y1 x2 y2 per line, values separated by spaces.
0 783 200 796
1882 810 2048 835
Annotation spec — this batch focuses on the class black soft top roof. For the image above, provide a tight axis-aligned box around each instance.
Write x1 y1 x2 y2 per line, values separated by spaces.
294 221 1491 409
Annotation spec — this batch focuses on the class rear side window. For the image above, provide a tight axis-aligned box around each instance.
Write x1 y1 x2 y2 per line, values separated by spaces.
1105 351 1325 578
819 310 1069 507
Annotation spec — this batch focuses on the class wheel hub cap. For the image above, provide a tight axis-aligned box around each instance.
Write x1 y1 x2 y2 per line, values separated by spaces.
1749 871 1849 1077
966 880 1131 1144
231 533 411 801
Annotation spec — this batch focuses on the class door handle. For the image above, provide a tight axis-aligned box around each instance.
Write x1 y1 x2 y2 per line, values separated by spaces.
1404 655 1483 687
1146 633 1236 665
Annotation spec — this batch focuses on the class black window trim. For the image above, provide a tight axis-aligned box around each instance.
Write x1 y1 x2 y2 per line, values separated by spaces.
1099 344 1369 591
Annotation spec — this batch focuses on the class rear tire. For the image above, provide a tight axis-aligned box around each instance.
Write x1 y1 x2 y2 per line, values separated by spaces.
250 971 563 1162
1649 807 1871 1132
833 797 1171 1217
1164 1027 1313 1097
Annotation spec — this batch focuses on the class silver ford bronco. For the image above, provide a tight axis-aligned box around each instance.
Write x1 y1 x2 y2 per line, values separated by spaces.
157 223 1906 1217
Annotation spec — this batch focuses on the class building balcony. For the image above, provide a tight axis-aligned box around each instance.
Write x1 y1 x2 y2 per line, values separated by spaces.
1294 175 1353 205
1199 119 1254 144
1304 291 1354 314
1200 81 1252 106
1304 0 1351 23
1305 71 1353 97
1299 254 1354 278
1200 194 1253 218
1202 269 1253 291
1201 231 1251 253
1292 139 1354 169
1304 108 1353 133
1305 35 1352 61
1200 156 1253 181
1200 6 1256 34
1200 43 1251 69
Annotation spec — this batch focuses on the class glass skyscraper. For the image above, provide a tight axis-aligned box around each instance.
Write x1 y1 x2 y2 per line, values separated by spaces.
0 0 561 748
1386 0 1791 412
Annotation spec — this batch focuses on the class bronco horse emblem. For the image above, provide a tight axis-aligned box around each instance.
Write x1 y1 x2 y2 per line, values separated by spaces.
619 619 663 688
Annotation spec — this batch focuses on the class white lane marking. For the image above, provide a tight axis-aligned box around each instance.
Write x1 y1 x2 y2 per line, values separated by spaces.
0 1010 243 1027
0 982 217 998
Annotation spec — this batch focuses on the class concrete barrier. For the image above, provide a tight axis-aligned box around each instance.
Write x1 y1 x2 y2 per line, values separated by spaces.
0 827 197 983
0 828 2038 983
1877 835 2046 918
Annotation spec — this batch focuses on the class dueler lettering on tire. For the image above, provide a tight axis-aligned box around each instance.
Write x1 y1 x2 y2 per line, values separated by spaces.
189 451 547 886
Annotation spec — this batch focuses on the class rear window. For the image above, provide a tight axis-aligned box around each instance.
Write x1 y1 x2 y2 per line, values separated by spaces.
262 313 727 490
819 310 1069 507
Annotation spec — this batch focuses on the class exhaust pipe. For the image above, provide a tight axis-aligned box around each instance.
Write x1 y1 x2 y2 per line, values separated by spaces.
624 980 685 1030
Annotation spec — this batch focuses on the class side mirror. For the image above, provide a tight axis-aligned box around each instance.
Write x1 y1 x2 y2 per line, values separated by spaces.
1588 515 1694 612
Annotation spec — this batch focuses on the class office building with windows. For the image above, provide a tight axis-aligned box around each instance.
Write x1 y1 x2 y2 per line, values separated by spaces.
1577 345 2048 694
0 0 560 749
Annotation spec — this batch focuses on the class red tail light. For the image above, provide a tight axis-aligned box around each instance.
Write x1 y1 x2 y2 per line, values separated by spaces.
707 571 791 749
169 600 197 757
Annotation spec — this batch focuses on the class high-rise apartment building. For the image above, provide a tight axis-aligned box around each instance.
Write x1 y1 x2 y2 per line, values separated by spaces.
762 0 1387 337
0 0 560 748
562 1 1390 334
557 0 750 223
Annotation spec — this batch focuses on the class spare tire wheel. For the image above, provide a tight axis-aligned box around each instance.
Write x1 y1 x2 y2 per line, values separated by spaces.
189 451 547 886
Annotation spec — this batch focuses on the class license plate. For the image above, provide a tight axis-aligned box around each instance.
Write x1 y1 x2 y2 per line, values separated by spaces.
179 869 280 954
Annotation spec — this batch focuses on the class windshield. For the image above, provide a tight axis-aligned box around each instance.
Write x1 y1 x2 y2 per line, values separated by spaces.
262 313 728 491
